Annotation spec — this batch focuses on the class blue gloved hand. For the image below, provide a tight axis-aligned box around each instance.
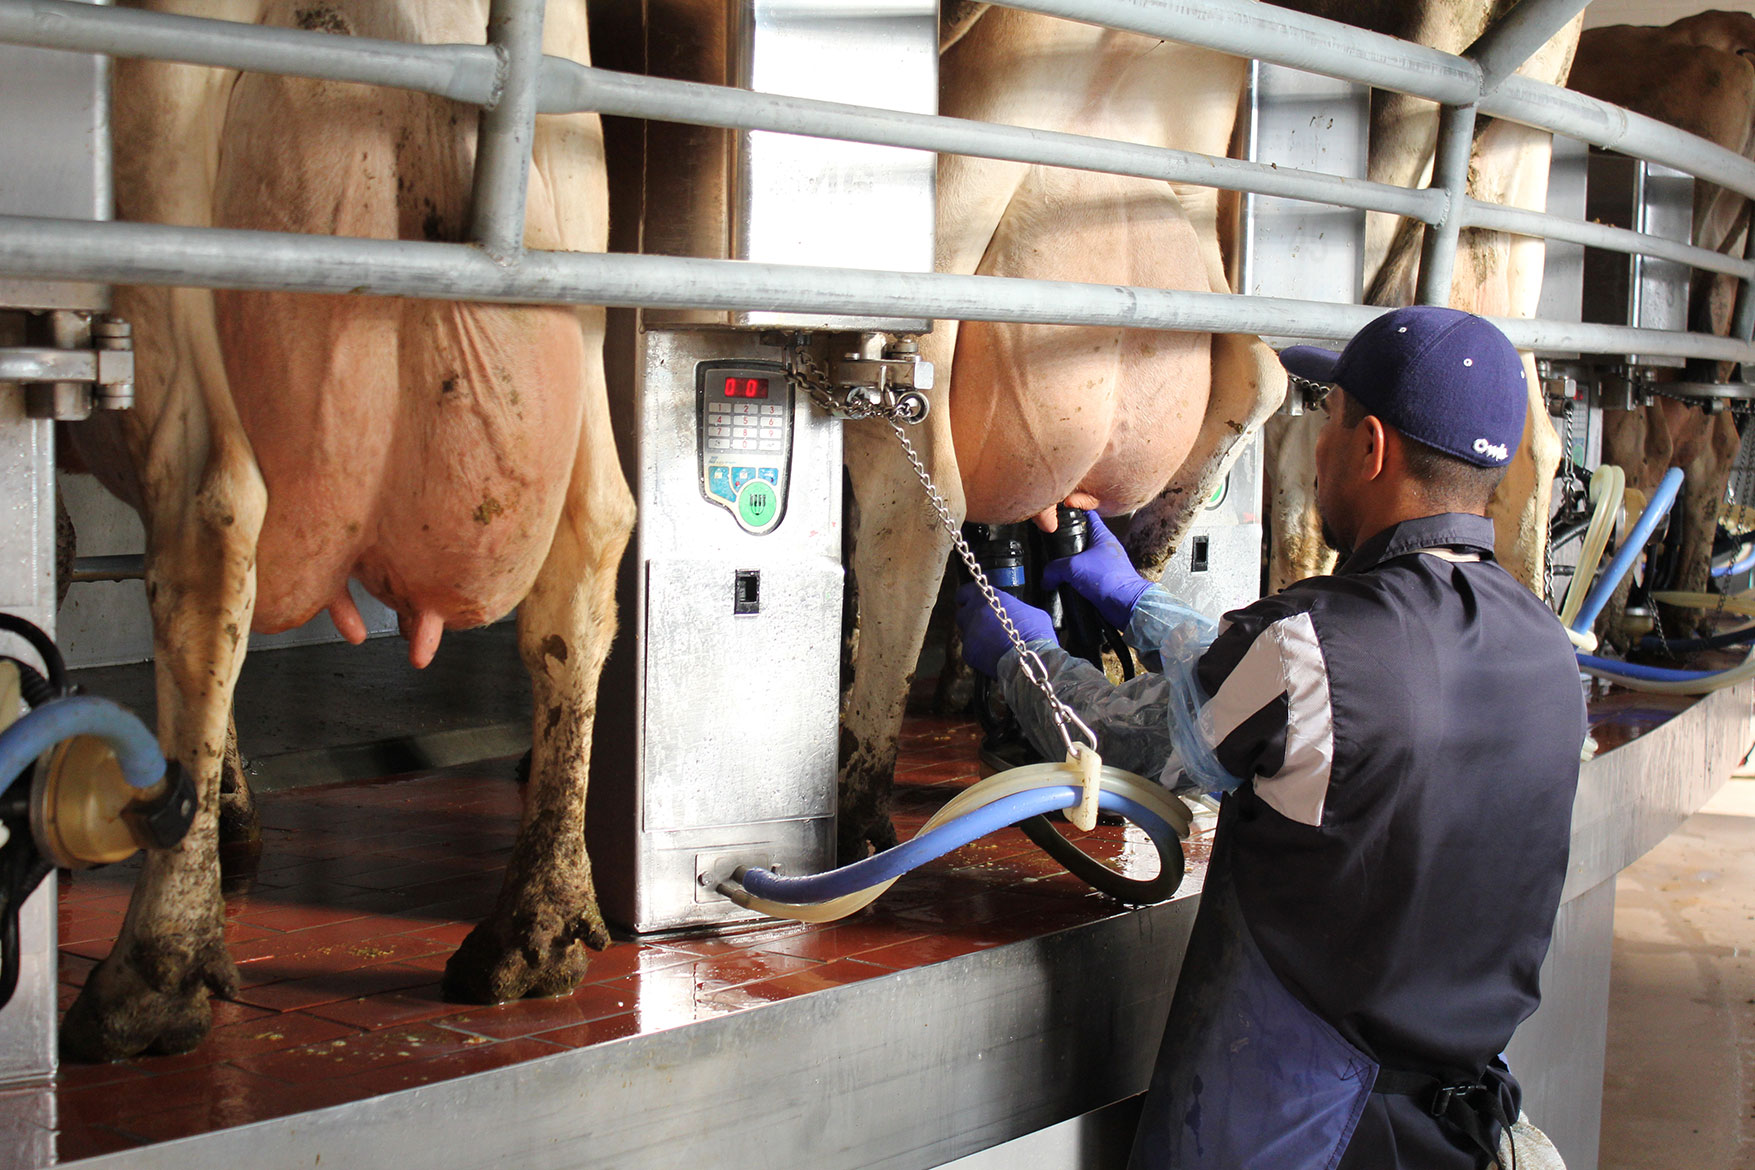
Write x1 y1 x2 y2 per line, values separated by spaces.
1040 511 1153 628
955 582 1057 678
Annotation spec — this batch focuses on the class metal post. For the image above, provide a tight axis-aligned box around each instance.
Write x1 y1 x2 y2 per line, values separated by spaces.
469 0 545 263
1465 0 1593 95
1417 103 1480 307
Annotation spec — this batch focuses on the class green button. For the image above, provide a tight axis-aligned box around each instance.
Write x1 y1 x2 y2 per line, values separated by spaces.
737 479 779 529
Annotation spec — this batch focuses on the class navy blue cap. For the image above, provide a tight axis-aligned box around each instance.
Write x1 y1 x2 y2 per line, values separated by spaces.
1279 306 1526 468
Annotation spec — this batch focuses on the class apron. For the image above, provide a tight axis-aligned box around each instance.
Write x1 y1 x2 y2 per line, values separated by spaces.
1127 837 1377 1170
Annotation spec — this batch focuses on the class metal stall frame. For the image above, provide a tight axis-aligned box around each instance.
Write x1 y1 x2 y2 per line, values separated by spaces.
0 0 1752 358
0 1 1751 1168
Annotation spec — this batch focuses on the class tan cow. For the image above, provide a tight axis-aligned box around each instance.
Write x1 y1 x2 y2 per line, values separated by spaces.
1261 1 1582 595
1567 12 1751 643
60 0 631 1060
836 7 1286 857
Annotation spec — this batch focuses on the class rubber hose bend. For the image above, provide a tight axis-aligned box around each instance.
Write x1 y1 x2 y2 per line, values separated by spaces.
0 696 165 798
1571 467 1684 637
724 762 1190 923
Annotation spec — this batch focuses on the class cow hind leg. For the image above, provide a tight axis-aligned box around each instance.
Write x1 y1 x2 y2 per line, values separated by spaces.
836 405 962 862
443 383 633 1004
61 421 266 1061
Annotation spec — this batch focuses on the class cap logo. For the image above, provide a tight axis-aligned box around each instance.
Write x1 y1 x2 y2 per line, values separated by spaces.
1473 437 1509 462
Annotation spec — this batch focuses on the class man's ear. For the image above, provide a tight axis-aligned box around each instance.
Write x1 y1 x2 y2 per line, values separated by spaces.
1360 415 1388 481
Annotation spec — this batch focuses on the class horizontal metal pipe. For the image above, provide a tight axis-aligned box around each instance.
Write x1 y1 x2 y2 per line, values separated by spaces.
70 554 145 584
1485 77 1755 203
1462 199 1755 281
0 347 98 382
1003 0 1481 106
548 63 1445 222
11 0 1755 228
0 214 1748 365
0 0 500 105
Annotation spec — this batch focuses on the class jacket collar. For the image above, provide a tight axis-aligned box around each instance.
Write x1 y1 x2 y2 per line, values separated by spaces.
1337 513 1498 575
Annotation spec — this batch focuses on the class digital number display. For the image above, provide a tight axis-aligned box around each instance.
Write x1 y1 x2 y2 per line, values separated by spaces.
722 375 770 400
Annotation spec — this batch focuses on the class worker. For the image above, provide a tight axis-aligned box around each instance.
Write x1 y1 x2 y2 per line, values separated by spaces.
955 306 1585 1170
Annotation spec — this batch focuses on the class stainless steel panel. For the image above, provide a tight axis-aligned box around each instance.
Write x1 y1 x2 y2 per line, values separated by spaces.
43 893 1203 1170
1583 152 1695 367
0 0 108 313
1536 135 1588 354
1505 877 1615 1170
1564 678 1754 902
643 557 839 830
591 326 841 933
0 0 107 1085
1155 438 1262 619
731 0 935 332
1238 60 1368 348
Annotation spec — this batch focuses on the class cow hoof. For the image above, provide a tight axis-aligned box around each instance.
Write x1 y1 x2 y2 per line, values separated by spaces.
59 940 238 1063
440 910 612 1004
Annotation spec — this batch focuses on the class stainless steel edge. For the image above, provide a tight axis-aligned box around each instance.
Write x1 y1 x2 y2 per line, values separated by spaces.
1562 679 1755 903
50 897 1201 1170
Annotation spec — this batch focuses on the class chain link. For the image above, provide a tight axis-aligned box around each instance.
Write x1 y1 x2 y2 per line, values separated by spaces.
782 340 1097 761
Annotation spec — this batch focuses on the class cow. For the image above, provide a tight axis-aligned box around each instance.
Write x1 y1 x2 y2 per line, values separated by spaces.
1260 1 1583 596
836 5 1287 858
58 0 632 1061
1565 12 1752 646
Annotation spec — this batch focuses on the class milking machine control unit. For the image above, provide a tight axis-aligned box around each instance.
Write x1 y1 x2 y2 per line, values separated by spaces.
697 360 794 534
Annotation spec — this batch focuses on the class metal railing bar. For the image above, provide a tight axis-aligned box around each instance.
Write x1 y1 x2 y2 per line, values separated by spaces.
6 0 1755 341
0 213 1748 365
469 0 544 263
1486 77 1755 204
1000 0 1481 107
1418 103 1478 306
544 63 1445 222
8 0 1755 250
0 0 501 105
1465 0 1592 96
1461 200 1755 282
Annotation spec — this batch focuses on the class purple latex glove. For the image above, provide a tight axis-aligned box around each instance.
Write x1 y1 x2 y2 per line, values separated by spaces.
955 582 1057 678
1040 511 1152 628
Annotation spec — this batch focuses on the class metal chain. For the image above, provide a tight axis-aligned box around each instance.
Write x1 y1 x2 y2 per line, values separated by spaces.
782 342 1097 761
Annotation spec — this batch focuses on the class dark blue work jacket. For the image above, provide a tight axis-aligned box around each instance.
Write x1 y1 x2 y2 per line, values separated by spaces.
1128 513 1586 1170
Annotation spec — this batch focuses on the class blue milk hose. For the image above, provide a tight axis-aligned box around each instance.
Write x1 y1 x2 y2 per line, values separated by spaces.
0 695 165 798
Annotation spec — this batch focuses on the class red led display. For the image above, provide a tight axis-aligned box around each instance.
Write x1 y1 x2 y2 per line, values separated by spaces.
722 375 770 400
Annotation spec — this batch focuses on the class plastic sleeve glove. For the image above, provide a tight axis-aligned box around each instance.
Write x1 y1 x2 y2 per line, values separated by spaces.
1125 582 1220 655
995 644 1174 779
955 582 1057 678
1040 511 1154 629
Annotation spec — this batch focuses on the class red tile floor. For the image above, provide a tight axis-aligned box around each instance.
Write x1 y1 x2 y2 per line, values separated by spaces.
41 710 1190 1161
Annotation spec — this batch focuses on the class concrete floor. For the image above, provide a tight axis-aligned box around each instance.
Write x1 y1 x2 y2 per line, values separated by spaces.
1600 771 1755 1169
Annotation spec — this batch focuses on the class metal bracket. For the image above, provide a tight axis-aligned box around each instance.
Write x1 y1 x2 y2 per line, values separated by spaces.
5 312 135 421
773 330 935 424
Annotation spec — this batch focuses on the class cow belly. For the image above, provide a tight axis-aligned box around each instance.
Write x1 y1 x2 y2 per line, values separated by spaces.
218 290 586 634
950 167 1212 522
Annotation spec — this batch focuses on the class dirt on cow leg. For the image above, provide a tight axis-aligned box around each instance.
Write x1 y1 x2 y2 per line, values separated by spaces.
442 360 632 1005
61 758 239 1062
837 733 901 863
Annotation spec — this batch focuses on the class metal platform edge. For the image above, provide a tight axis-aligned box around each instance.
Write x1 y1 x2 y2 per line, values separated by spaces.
41 681 1754 1170
57 897 1201 1170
